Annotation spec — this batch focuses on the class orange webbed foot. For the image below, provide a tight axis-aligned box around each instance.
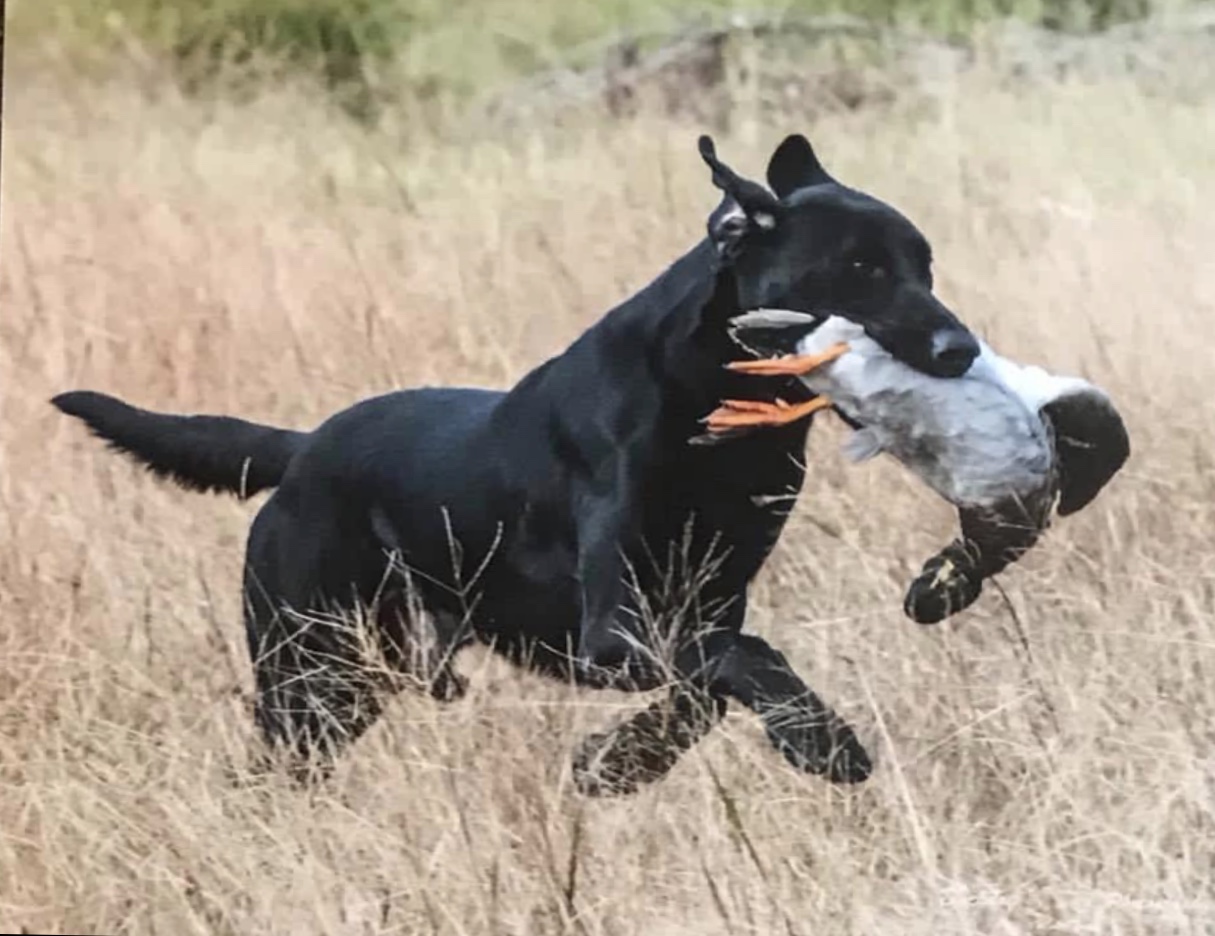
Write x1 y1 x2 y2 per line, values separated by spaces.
703 395 834 434
726 341 850 377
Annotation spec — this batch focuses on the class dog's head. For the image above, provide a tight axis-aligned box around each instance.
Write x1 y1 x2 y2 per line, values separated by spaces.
701 134 978 378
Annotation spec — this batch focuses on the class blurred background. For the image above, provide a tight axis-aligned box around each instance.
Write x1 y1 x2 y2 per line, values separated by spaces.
3 2 1215 935
9 0 1213 131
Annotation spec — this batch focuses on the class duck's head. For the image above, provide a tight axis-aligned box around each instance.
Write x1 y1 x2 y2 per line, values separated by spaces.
700 134 979 379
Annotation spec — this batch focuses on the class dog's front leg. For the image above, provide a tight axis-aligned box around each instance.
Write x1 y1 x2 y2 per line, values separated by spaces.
709 633 872 784
575 526 646 685
570 630 872 793
573 463 651 685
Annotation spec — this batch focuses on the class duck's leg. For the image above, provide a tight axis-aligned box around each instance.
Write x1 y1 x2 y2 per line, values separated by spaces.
725 341 850 377
703 395 834 433
698 341 849 436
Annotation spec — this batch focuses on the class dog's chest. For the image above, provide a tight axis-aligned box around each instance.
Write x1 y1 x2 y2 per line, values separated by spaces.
509 497 579 586
642 433 806 580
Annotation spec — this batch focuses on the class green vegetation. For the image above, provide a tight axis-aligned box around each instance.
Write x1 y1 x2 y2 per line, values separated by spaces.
12 0 1169 118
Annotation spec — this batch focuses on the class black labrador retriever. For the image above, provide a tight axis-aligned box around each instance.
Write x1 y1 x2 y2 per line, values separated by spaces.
52 134 979 792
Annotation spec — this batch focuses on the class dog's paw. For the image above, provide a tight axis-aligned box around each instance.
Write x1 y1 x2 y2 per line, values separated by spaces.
574 709 705 794
761 708 872 784
571 726 697 796
428 669 468 703
904 551 984 624
571 728 653 797
572 690 724 796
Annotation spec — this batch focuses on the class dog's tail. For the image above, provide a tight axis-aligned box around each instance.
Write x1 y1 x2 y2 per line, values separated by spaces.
52 390 306 498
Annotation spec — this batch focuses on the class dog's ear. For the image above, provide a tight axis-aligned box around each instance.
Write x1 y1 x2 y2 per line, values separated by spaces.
699 135 781 260
766 134 835 198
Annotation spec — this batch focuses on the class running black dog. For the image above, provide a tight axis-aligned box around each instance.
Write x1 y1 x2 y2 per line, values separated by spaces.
53 134 979 792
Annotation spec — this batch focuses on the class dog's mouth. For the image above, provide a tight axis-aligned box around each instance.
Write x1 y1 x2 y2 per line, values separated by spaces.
690 309 862 442
741 302 979 380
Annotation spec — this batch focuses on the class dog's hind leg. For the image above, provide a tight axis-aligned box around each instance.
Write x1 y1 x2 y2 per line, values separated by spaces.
375 599 472 703
240 496 392 780
244 593 386 781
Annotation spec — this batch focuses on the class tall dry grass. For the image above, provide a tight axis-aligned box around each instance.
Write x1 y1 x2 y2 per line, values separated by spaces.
2 58 1215 935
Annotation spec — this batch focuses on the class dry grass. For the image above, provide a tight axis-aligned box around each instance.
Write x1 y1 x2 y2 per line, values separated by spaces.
2 57 1215 936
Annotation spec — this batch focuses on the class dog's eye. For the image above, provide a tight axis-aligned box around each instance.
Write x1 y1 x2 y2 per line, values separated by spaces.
850 259 887 280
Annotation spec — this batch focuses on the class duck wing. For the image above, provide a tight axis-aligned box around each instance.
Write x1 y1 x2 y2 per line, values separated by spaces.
841 426 883 462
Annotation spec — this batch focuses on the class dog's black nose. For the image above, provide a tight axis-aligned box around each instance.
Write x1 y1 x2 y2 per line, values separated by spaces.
929 329 980 378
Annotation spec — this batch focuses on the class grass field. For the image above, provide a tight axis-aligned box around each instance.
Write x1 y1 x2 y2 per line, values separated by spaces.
3 37 1215 936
